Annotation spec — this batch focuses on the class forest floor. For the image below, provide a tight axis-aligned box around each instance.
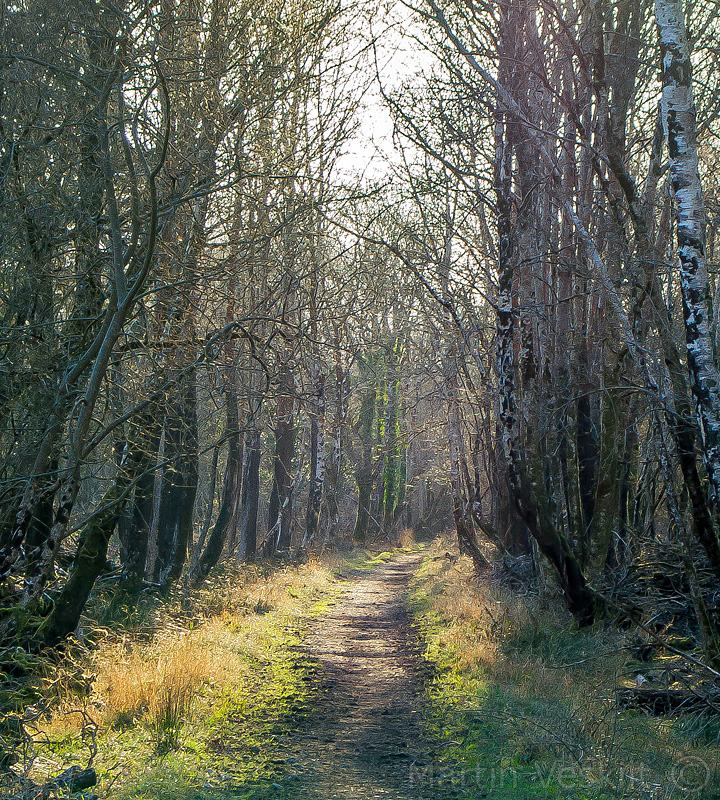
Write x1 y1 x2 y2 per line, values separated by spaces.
9 538 720 800
12 547 452 800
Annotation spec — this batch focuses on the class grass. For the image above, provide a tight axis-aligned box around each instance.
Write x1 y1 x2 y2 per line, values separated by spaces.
408 533 720 800
13 554 371 799
22 531 714 800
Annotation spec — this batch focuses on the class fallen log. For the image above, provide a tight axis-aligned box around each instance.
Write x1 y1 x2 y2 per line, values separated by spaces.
9 765 97 799
617 687 720 715
47 766 97 794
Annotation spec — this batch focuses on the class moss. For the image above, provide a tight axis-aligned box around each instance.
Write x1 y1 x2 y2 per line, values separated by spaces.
409 534 720 800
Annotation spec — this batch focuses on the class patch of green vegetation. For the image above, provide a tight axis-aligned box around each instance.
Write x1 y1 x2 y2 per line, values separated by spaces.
337 548 392 571
112 638 318 799
26 547 412 800
408 539 720 800
340 542 426 573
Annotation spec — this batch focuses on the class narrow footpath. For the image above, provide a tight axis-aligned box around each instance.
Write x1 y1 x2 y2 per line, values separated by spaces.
281 553 451 799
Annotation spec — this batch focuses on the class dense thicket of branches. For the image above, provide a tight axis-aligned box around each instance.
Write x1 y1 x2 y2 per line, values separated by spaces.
381 0 720 664
2 0 720 679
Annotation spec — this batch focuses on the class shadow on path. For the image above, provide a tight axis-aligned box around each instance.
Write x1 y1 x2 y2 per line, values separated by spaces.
283 553 449 799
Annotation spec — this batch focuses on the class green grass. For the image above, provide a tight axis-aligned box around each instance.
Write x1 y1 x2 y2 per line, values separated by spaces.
408 535 720 800
11 547 414 800
338 541 427 573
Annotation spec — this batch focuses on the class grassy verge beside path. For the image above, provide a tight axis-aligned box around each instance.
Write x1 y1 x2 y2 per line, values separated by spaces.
409 534 720 800
8 548 414 800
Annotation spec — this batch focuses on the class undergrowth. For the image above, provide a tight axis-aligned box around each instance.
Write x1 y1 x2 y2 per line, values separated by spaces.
4 551 385 799
409 533 720 800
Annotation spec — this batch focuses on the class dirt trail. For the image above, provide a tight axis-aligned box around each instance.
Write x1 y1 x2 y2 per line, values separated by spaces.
284 553 442 799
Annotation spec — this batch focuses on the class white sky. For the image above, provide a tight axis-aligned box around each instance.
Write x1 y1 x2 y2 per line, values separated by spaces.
336 1 433 182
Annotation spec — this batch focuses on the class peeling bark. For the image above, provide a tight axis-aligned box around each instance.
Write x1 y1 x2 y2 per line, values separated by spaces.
657 0 720 510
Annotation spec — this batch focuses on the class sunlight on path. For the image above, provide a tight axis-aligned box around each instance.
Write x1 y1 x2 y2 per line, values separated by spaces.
284 554 437 799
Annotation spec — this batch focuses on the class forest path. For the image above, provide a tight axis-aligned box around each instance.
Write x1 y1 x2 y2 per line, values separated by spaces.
280 552 446 799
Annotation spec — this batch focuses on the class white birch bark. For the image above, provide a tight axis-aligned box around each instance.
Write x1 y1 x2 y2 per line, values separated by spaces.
656 0 720 507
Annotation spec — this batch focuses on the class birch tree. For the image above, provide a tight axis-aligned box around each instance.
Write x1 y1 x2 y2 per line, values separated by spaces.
656 0 720 509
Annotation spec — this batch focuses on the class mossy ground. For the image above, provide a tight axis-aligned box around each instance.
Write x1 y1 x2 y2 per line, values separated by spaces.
408 534 720 799
14 549 406 800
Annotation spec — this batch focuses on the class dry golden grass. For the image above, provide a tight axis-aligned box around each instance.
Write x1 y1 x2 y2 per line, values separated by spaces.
37 558 339 754
93 636 206 741
147 640 207 749
411 533 720 798
94 643 154 727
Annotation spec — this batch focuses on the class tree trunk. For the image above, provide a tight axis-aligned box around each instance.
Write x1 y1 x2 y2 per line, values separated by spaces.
120 415 161 591
382 339 403 533
152 374 198 584
239 426 261 562
167 377 198 582
152 404 182 582
444 347 489 573
602 58 720 583
494 88 597 625
323 354 348 545
40 410 154 647
22 460 58 584
303 367 325 549
267 363 296 555
353 362 376 544
192 367 242 583
189 440 220 575
656 0 720 509
586 361 632 572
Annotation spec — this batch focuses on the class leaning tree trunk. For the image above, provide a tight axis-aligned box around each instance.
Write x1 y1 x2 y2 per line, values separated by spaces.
494 91 597 625
603 65 720 582
656 0 720 510
0 24 120 588
40 409 156 647
443 345 489 573
192 364 242 583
